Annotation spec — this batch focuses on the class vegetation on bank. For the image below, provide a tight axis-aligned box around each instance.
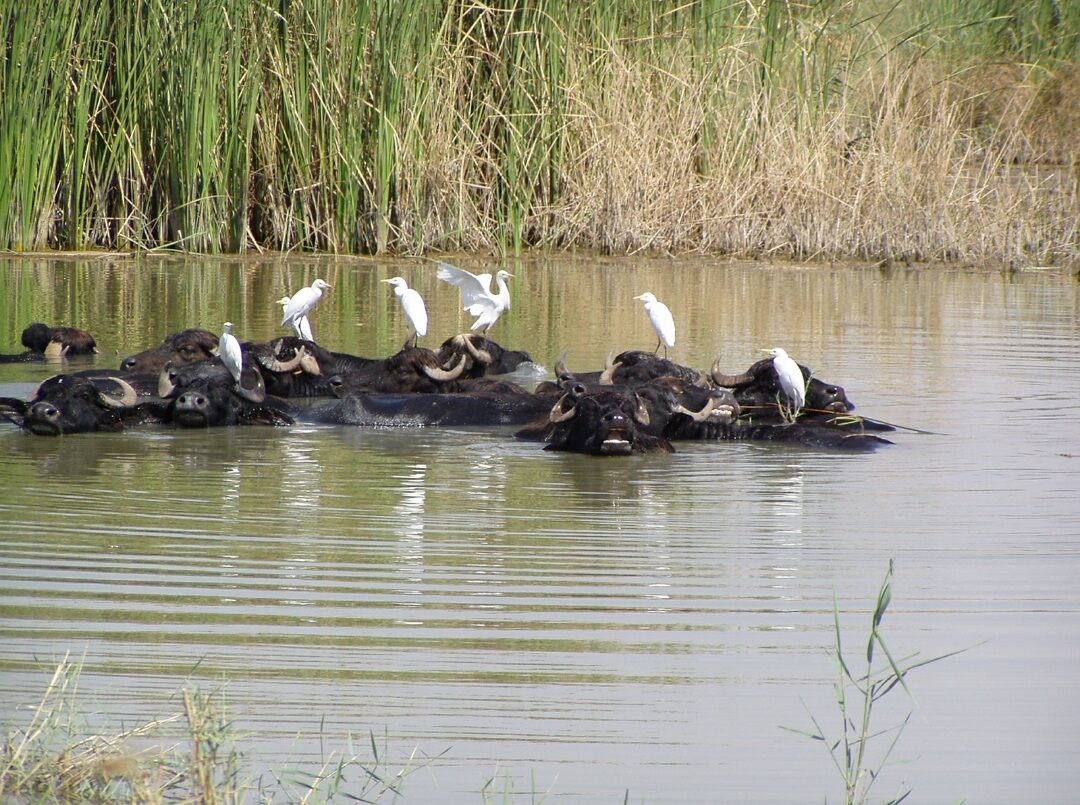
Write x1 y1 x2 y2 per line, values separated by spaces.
1 0 1077 263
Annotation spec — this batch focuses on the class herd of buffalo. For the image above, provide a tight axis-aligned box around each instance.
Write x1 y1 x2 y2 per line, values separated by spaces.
0 322 895 454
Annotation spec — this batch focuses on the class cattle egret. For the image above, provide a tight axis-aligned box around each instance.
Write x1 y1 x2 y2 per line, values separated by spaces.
763 347 806 420
436 262 512 333
219 322 243 384
275 296 314 342
383 277 428 346
281 278 331 331
633 292 675 357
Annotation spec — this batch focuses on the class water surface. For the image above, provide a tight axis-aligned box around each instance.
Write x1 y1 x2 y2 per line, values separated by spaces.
1 256 1078 802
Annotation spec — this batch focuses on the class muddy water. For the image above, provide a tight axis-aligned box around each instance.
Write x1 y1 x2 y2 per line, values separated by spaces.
1 256 1078 802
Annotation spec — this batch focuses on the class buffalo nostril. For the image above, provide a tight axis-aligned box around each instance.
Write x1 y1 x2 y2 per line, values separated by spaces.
29 402 60 421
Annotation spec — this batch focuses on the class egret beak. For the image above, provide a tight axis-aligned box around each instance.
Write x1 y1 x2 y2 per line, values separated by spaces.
633 293 646 301
381 279 392 284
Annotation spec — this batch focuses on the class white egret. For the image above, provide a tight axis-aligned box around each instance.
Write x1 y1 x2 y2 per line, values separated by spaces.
633 292 675 357
762 347 806 421
435 262 512 333
219 322 243 384
281 278 331 332
275 296 314 342
383 276 428 346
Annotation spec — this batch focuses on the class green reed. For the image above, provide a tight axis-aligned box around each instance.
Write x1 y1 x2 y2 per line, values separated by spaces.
1 0 1077 262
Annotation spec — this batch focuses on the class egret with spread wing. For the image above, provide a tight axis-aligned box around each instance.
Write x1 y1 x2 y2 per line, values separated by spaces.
436 262 512 334
383 276 428 346
633 292 675 358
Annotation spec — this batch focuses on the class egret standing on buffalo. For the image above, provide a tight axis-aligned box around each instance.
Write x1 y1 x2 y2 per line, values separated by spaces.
219 322 243 384
281 278 331 334
633 292 675 358
275 296 315 342
383 276 428 347
762 347 806 422
436 262 512 334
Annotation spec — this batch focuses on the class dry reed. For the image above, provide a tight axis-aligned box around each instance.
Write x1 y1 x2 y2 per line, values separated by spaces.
1 0 1077 264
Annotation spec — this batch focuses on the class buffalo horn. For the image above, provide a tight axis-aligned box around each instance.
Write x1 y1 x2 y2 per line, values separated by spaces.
422 353 467 382
298 346 322 376
457 334 492 365
259 341 308 373
710 356 754 388
98 377 140 408
547 392 577 423
598 360 621 386
234 371 267 403
554 349 570 379
43 340 68 359
672 396 718 423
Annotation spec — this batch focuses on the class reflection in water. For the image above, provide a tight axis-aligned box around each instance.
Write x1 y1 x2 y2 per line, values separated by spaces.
1 258 1079 802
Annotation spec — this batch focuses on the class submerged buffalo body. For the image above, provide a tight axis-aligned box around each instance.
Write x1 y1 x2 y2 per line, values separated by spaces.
0 323 99 363
0 374 154 435
301 390 551 427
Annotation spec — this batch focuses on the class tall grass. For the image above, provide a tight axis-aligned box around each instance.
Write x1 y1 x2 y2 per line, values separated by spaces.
1 0 1077 263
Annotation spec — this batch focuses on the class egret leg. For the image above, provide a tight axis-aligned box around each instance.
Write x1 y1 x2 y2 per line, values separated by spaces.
654 337 661 355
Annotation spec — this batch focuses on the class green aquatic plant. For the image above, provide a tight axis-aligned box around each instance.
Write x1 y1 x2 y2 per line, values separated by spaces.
785 560 972 805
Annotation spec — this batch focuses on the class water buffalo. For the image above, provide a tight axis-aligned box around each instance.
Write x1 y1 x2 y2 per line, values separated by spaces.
0 374 156 435
436 333 534 378
247 337 365 398
711 356 853 416
326 346 470 395
540 387 675 456
0 323 99 362
518 377 737 444
521 380 890 453
120 328 218 373
161 365 294 428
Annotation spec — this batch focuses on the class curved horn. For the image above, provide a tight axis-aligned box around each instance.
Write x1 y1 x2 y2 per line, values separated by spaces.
710 356 754 388
632 393 651 426
672 396 718 423
298 347 322 376
598 360 621 386
421 353 467 382
548 392 577 423
98 377 140 408
43 340 67 360
554 349 570 378
258 341 307 373
158 362 177 398
694 371 712 389
458 333 492 365
234 370 267 403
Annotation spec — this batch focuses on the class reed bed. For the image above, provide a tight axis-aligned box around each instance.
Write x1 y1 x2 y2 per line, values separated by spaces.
1 0 1077 263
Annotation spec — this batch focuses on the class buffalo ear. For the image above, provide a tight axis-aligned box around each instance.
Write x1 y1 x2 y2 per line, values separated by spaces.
0 398 29 426
632 393 651 426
